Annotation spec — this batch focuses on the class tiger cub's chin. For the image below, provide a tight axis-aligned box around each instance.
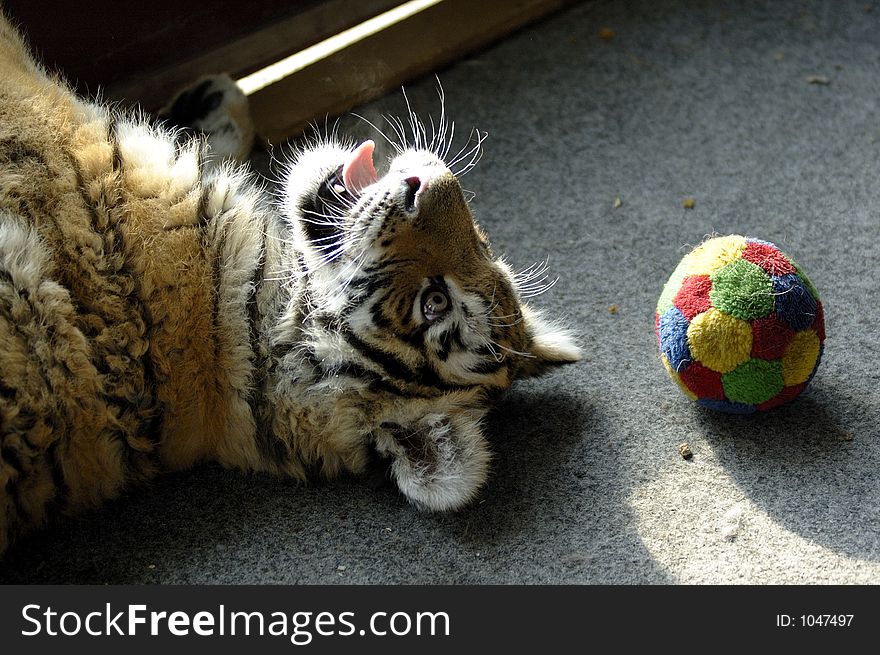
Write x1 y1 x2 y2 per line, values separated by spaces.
269 138 583 510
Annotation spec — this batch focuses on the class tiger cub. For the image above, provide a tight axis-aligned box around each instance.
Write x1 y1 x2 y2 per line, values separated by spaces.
0 13 580 555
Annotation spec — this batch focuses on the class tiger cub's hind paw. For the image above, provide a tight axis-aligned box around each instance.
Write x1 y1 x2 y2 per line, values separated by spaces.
159 74 255 163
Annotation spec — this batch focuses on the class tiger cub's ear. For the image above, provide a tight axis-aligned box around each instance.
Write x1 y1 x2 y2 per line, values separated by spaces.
374 410 491 512
515 305 583 379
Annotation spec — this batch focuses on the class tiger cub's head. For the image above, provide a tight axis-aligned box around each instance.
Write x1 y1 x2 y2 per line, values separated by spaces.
282 137 581 510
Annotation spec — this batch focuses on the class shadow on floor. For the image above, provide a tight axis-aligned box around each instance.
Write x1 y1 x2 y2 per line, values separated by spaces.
0 385 671 584
698 383 880 562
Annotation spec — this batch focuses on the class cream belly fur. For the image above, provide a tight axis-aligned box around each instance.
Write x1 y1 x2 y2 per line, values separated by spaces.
0 13 581 555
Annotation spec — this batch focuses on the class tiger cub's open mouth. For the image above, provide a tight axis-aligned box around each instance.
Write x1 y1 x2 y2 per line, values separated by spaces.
314 140 424 222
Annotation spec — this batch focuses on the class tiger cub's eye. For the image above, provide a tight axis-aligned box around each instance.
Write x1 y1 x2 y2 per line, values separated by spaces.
421 287 450 322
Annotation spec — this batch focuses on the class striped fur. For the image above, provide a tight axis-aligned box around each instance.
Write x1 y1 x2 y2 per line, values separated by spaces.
0 14 581 555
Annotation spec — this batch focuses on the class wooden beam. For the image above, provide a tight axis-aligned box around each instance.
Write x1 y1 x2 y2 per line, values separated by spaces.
106 0 403 111
247 0 567 143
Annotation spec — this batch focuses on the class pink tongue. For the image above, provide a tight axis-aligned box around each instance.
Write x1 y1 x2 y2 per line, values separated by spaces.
342 140 378 195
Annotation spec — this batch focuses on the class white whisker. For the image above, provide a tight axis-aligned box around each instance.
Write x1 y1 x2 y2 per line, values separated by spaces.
490 338 534 359
352 112 404 154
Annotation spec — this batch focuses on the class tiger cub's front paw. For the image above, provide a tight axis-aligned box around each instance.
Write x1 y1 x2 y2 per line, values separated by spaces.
374 411 491 512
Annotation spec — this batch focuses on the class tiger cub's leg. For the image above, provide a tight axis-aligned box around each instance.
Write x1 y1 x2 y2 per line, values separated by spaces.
0 213 128 554
158 75 255 162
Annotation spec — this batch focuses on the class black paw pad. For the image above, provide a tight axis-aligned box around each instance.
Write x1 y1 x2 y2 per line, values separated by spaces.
159 80 224 129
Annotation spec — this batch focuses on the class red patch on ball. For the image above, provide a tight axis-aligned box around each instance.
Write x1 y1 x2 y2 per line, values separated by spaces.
673 275 713 321
742 242 796 276
750 316 794 360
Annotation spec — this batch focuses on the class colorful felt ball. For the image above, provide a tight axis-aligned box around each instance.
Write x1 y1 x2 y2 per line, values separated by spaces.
656 235 825 413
